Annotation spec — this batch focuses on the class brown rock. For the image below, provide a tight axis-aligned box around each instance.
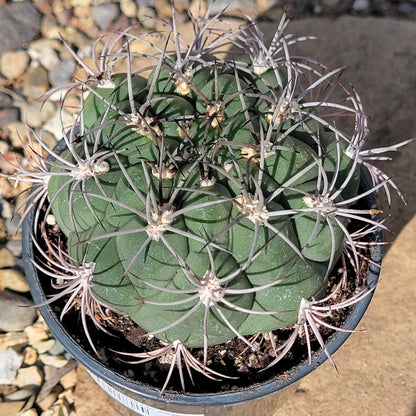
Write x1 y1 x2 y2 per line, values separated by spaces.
60 368 78 389
0 332 28 353
0 401 26 416
23 346 38 366
22 66 50 99
13 366 43 388
0 247 15 268
0 268 30 292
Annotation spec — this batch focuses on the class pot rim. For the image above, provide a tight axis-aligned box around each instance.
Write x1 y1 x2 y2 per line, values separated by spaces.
22 172 382 407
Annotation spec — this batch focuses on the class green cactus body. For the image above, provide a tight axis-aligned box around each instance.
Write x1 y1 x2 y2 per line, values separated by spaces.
44 28 367 351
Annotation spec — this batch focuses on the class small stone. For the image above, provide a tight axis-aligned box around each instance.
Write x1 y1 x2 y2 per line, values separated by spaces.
60 369 78 390
353 0 370 12
398 2 415 16
43 109 74 139
41 14 61 39
38 47 61 71
48 59 77 87
0 268 30 292
16 99 56 129
19 409 39 416
0 247 15 268
0 332 28 353
0 108 20 127
137 5 157 29
39 354 69 368
33 339 56 354
4 121 28 148
92 3 120 30
0 290 36 332
71 0 91 6
23 346 38 366
0 2 41 55
5 385 37 401
0 217 7 240
0 91 13 107
0 401 26 416
120 0 137 17
47 340 66 356
38 385 63 411
0 348 23 384
34 0 54 15
25 323 50 345
13 365 43 388
6 239 23 257
0 50 30 79
22 66 50 99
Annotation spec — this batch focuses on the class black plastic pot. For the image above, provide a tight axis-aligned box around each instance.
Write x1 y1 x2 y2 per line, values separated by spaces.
23 173 382 416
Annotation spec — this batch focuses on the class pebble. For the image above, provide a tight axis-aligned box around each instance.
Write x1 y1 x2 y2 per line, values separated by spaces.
0 347 23 384
0 247 15 268
0 108 20 127
0 50 30 79
20 409 38 416
0 268 30 292
17 100 56 129
398 2 415 16
24 323 50 345
353 0 370 12
23 346 39 366
0 331 28 353
0 2 41 55
33 339 56 354
39 354 69 369
13 365 43 388
41 14 61 39
43 109 74 140
120 0 138 17
48 59 77 87
36 46 61 71
38 385 63 411
0 401 26 416
60 369 77 390
0 91 13 108
92 3 121 30
4 385 37 401
0 290 36 332
22 66 50 99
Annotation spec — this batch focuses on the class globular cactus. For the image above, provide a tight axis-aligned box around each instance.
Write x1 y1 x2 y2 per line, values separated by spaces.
6 7 410 393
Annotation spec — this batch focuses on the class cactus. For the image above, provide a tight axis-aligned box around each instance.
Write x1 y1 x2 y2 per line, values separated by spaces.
4 7 411 393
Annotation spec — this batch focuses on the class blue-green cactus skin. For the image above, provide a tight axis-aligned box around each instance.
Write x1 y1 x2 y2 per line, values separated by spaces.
45 43 363 349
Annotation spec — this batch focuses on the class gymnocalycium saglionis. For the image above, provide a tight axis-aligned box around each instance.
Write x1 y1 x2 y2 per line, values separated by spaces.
5 6 411 393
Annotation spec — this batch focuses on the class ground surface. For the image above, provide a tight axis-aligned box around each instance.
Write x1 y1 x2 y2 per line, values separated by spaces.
0 1 415 416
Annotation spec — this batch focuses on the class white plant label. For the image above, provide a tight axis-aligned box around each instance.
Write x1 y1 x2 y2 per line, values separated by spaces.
87 370 204 416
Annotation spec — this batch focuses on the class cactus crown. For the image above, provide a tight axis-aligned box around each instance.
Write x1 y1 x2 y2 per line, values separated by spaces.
6 6 409 393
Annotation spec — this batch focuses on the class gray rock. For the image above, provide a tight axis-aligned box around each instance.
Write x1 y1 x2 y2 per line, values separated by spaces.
0 348 23 385
353 0 370 12
0 108 20 128
0 2 41 55
398 2 415 16
48 59 77 87
92 3 120 30
0 92 13 108
0 290 37 332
